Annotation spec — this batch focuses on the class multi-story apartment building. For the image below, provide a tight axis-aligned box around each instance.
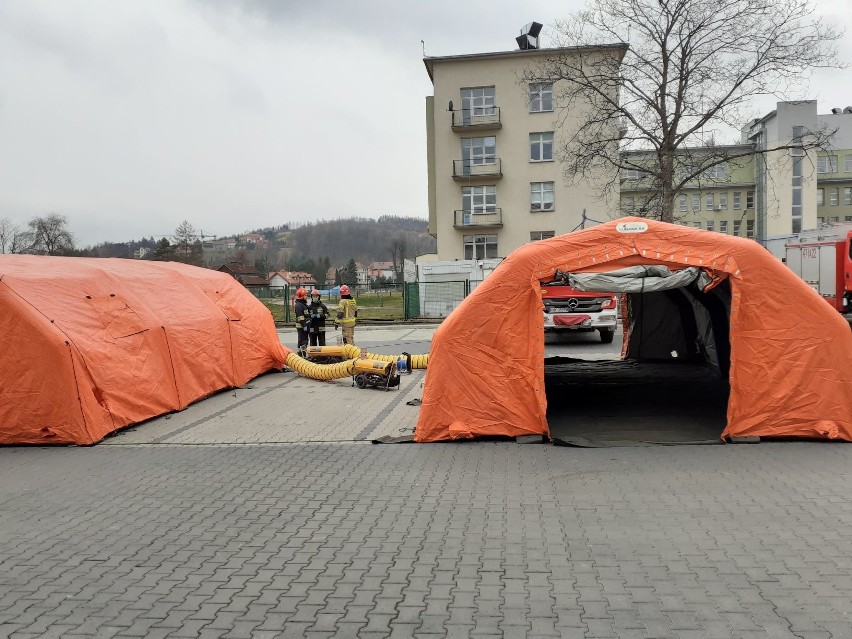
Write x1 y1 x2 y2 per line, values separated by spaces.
424 39 626 261
621 101 852 240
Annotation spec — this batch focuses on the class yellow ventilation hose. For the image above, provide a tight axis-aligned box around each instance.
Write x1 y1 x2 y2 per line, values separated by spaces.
285 352 357 380
341 344 429 369
284 346 429 381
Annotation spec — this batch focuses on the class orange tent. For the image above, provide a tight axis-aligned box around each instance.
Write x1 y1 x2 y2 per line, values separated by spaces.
0 256 289 445
415 218 852 442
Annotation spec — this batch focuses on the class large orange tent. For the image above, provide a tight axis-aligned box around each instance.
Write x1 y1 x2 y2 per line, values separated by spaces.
415 218 852 442
0 256 290 445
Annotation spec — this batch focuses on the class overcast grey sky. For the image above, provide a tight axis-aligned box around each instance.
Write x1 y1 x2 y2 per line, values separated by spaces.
1 0 850 246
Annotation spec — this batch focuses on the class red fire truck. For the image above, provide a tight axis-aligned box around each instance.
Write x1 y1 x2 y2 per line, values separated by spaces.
540 282 618 343
784 223 852 317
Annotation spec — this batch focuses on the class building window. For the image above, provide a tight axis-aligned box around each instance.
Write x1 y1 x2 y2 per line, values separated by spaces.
460 87 496 124
691 194 700 211
679 195 688 212
706 221 715 232
705 163 728 180
830 188 839 206
531 182 555 211
719 220 727 233
461 186 497 224
792 156 803 234
733 192 741 209
846 216 852 222
746 220 754 238
529 83 553 112
705 193 714 210
530 231 555 241
463 234 498 259
623 168 639 180
692 221 702 229
830 216 839 223
746 191 754 209
845 155 852 173
624 196 635 212
719 193 728 210
818 216 825 225
845 187 852 205
817 155 838 173
530 133 554 162
733 220 741 236
818 188 824 206
461 136 496 168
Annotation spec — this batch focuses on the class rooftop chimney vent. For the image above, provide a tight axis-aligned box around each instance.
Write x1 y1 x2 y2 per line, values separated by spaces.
516 22 543 50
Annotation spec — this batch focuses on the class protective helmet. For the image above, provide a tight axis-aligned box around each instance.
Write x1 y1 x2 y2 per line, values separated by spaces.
339 284 350 295
295 287 307 300
311 289 320 298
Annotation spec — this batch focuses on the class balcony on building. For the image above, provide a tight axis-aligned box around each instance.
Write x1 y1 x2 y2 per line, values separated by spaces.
453 208 503 229
451 107 502 132
452 158 502 181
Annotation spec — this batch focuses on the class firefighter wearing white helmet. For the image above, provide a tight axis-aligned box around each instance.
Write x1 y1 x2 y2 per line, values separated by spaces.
307 289 330 347
334 284 358 345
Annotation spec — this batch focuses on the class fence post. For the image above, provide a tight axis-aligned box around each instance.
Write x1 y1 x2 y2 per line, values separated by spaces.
284 284 291 324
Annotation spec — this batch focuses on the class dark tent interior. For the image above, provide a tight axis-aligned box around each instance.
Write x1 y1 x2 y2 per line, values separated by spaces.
545 271 733 447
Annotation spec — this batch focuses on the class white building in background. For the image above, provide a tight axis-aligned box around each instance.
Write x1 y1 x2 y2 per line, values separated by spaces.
423 26 625 261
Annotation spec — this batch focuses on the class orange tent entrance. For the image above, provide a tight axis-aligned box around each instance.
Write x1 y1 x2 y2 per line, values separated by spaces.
0 256 289 445
415 218 852 443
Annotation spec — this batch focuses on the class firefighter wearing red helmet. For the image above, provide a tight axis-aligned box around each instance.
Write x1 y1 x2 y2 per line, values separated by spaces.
306 289 329 346
294 287 310 352
335 284 358 345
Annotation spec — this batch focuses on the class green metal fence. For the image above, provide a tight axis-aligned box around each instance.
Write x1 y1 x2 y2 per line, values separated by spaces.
247 281 487 322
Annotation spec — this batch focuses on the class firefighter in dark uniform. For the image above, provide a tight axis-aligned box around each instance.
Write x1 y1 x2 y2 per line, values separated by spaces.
294 287 310 353
307 289 330 346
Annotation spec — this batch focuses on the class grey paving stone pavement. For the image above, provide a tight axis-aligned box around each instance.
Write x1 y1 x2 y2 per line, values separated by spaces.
3 325 852 638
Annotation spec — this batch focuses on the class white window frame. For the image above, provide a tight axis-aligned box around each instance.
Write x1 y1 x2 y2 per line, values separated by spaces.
733 220 741 236
529 83 553 112
692 221 702 229
705 163 728 180
460 87 496 124
530 182 555 212
679 195 688 212
706 221 715 232
461 136 496 167
463 234 498 260
691 194 700 211
705 193 714 210
623 168 639 180
624 196 635 212
719 220 728 234
817 188 824 206
733 192 741 210
461 186 497 224
719 193 728 210
529 132 554 162
530 231 555 241
746 219 755 238
746 191 755 209
817 155 838 173
844 187 852 206
830 188 839 206
845 156 852 173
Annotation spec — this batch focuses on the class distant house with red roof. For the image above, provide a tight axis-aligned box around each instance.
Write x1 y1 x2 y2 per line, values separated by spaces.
267 270 317 289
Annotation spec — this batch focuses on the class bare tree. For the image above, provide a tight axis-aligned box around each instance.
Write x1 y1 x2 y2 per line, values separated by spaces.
20 213 75 255
0 217 23 254
389 235 407 284
523 0 845 222
172 220 203 266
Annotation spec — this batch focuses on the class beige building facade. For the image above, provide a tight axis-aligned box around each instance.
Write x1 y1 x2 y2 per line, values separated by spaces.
424 45 625 261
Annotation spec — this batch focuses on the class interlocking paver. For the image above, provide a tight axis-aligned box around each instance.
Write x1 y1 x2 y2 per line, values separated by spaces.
4 439 852 639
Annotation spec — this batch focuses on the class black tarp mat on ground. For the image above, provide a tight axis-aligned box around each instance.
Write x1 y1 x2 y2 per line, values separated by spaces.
545 358 728 447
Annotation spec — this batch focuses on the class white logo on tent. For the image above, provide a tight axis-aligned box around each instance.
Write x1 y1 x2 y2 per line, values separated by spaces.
616 222 648 234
